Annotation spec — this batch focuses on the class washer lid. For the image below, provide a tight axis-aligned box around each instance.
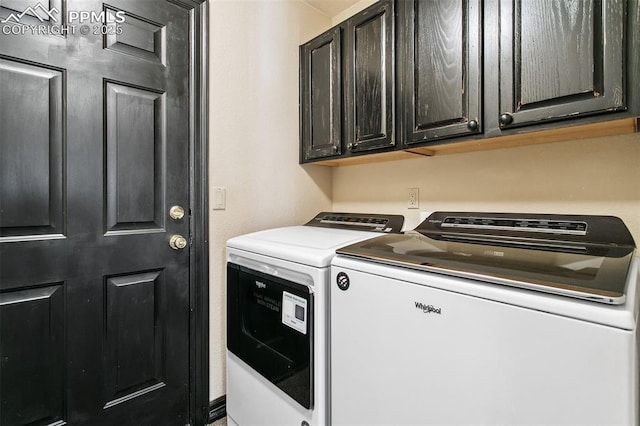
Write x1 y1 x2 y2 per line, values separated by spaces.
337 212 636 305
227 226 385 267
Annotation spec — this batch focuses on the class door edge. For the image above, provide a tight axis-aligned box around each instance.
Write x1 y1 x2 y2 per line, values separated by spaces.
184 0 210 425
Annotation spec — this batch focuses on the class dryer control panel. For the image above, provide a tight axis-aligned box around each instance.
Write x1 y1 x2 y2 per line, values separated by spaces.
305 212 404 233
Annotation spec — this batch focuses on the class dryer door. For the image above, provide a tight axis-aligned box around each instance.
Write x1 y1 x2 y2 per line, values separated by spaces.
227 262 313 409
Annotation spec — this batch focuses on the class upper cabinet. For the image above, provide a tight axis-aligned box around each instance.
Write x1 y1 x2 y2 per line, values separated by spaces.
343 0 395 154
299 0 395 163
398 0 482 146
299 27 342 162
497 0 626 128
300 0 636 165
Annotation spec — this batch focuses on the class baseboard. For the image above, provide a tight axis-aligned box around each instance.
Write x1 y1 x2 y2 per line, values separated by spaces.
208 395 226 423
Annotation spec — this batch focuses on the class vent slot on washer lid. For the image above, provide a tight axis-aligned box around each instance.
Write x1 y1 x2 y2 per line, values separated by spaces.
441 216 588 235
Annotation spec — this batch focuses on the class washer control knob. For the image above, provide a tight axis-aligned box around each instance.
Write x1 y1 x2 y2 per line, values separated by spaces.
336 272 350 291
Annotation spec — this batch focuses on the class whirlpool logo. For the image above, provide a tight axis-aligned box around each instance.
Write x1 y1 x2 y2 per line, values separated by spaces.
415 301 442 315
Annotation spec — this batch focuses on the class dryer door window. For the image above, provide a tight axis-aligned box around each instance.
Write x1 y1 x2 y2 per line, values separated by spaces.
227 262 313 409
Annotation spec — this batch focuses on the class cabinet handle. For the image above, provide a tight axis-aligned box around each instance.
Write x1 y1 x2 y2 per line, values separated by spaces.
347 142 358 151
499 113 514 126
332 145 338 153
467 120 479 131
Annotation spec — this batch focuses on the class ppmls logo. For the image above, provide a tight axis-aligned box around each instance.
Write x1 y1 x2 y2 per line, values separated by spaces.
2 3 125 36
1 2 59 24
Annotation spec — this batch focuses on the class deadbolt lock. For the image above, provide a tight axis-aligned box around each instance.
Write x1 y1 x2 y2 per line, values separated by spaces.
169 205 185 220
169 234 188 250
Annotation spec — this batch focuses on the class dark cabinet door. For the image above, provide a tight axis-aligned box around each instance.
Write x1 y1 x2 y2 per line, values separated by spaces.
400 0 482 146
300 27 342 162
343 0 395 153
498 0 626 128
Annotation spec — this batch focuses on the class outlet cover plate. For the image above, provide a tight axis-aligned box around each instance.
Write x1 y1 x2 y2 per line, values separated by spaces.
408 187 419 209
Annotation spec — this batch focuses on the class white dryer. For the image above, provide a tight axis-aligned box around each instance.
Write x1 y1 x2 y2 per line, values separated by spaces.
225 212 404 426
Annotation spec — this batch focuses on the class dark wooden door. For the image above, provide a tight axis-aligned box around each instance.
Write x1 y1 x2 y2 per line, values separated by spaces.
498 0 626 128
343 0 395 154
399 0 482 146
300 26 342 162
0 1 196 424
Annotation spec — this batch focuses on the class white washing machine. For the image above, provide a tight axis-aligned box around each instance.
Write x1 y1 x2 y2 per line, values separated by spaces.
225 212 404 426
330 212 639 425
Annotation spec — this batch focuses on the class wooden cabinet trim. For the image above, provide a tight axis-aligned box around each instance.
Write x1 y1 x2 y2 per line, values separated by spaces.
307 117 638 166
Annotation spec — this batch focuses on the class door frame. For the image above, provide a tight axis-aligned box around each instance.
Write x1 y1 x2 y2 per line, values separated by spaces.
181 1 209 425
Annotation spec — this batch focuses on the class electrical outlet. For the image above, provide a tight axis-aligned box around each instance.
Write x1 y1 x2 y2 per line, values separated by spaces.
408 187 419 209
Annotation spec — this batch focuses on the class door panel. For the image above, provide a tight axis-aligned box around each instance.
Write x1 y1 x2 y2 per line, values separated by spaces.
354 17 384 139
0 284 65 426
104 271 166 406
400 0 482 145
299 27 342 162
105 81 166 233
499 0 625 128
343 0 395 153
0 58 64 239
519 0 594 104
416 0 464 124
0 1 195 424
104 7 166 64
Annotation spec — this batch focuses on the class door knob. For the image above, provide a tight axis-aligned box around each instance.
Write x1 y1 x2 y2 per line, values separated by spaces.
169 234 188 250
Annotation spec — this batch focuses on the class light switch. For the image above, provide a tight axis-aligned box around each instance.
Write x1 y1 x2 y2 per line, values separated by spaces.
213 187 226 210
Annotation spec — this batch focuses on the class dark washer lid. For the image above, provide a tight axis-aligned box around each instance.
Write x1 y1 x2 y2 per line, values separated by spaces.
337 212 636 304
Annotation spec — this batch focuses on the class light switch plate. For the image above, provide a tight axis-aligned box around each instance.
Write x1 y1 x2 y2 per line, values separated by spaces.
213 187 226 210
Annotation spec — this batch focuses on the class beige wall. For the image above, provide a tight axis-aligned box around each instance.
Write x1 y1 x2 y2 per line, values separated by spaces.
330 0 376 25
208 0 332 400
333 135 640 241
